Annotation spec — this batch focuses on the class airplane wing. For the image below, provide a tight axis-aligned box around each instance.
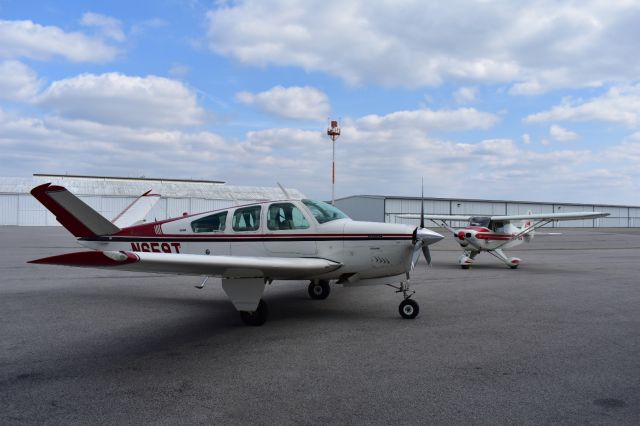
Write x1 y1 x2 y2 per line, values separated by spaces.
490 212 609 221
29 251 343 280
112 190 160 228
398 214 472 221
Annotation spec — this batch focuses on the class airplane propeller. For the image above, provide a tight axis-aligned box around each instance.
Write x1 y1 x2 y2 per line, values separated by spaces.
410 179 444 271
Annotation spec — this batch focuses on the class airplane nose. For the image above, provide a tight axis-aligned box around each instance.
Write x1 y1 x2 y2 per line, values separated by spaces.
416 228 444 246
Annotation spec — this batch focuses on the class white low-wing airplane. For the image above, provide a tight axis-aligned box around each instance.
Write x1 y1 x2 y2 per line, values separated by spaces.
400 210 609 269
29 183 443 325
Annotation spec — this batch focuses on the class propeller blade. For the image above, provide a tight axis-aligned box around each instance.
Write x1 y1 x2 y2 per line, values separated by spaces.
420 177 425 229
410 241 423 271
422 245 431 266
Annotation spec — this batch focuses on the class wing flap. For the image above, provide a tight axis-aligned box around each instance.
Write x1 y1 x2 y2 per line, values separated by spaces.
30 251 342 279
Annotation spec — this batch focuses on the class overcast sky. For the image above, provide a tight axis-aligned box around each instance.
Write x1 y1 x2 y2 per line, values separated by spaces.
1 0 639 204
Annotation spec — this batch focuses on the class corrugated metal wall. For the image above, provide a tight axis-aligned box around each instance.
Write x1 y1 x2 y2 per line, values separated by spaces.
0 176 304 226
0 193 281 226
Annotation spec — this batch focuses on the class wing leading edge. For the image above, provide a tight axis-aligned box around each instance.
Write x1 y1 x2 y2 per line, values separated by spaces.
399 212 609 222
29 251 343 280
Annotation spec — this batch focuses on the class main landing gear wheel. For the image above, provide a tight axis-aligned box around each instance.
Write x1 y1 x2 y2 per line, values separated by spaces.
308 280 330 300
240 299 268 326
461 265 471 270
510 265 519 269
399 299 419 319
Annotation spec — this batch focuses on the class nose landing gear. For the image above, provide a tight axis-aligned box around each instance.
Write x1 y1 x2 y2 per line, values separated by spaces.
387 281 420 319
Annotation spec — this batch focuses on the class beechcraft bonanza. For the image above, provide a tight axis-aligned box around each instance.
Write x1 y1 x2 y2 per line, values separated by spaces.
29 183 443 325
400 211 609 269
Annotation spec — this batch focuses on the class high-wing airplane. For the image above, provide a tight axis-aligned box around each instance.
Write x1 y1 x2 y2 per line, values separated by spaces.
29 183 443 325
399 211 609 269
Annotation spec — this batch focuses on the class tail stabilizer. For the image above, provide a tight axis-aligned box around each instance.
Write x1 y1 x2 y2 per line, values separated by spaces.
31 183 120 237
112 189 160 228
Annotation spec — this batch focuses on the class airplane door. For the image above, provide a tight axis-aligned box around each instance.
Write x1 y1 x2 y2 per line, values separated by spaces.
263 202 317 255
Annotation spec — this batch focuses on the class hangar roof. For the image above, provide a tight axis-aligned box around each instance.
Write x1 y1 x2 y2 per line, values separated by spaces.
0 174 305 200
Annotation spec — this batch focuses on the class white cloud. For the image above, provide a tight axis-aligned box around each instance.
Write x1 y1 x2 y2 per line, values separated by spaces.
80 12 125 42
522 133 531 144
355 108 499 132
236 86 330 121
526 85 640 127
207 1 640 91
0 60 41 101
0 103 635 204
0 19 118 62
453 86 477 104
36 73 205 128
549 124 578 141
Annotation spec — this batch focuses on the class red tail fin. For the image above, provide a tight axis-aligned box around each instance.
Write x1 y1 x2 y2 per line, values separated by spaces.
31 183 120 237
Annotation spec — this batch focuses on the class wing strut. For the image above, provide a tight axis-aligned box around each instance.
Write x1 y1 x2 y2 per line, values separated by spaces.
492 219 554 249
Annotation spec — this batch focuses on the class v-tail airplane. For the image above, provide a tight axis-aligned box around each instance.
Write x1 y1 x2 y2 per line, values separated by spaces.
29 183 444 325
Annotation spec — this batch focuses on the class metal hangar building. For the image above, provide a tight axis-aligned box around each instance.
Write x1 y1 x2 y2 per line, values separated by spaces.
0 174 304 226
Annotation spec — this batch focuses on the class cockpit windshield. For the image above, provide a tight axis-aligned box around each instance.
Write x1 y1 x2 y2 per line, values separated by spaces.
469 216 490 227
301 199 349 224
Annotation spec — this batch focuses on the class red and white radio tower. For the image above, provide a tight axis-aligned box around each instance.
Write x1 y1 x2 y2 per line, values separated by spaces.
327 120 341 205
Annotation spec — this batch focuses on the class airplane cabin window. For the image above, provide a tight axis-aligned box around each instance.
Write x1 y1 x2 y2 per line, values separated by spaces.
232 206 261 231
267 203 310 230
469 217 490 227
191 211 227 233
301 199 349 224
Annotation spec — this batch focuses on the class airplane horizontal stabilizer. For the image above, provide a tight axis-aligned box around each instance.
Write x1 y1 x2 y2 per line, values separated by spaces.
112 190 160 228
31 183 120 237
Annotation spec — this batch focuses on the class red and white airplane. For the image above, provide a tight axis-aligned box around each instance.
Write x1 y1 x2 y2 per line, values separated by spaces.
400 211 609 269
29 183 443 325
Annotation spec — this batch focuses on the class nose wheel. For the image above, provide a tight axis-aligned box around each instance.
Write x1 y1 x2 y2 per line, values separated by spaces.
399 299 419 319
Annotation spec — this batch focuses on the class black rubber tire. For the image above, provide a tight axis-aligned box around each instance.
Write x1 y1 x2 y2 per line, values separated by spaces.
461 265 471 270
308 280 330 300
240 299 268 326
510 265 519 269
399 299 419 319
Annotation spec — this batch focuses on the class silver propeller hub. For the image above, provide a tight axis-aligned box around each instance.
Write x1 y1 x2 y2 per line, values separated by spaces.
416 228 444 246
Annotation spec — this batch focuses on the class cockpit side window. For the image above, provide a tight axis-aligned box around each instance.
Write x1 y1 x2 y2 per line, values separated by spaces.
469 217 490 227
267 203 310 230
232 206 261 231
301 199 349 224
191 211 227 233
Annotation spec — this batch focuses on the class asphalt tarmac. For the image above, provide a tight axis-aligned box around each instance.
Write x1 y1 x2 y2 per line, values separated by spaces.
1 226 639 425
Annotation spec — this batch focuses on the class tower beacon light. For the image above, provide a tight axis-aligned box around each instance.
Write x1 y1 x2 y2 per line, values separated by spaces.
327 120 341 205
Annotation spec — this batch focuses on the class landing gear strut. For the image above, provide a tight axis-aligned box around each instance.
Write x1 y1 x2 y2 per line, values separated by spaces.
308 280 331 300
240 299 268 326
387 281 420 319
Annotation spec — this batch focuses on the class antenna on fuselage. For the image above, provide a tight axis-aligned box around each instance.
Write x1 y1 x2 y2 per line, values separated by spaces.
277 182 291 199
